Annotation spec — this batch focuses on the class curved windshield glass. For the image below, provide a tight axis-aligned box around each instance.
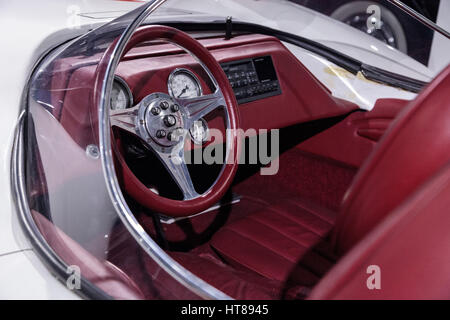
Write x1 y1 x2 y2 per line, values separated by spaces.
21 0 228 300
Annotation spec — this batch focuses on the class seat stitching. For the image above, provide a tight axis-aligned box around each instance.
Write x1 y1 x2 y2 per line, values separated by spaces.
211 240 287 282
216 227 323 281
247 214 317 251
284 198 335 225
223 225 299 264
247 215 334 278
265 205 327 238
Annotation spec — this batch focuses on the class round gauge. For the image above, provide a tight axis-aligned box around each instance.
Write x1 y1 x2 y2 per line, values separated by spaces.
189 118 209 145
168 69 202 99
110 77 133 110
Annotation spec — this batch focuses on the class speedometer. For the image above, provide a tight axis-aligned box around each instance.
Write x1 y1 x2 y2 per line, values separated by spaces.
168 69 202 99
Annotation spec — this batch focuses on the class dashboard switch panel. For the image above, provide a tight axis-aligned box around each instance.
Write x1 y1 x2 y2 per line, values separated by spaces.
221 55 281 104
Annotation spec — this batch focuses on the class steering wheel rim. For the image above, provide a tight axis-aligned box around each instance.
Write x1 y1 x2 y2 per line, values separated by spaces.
109 25 240 217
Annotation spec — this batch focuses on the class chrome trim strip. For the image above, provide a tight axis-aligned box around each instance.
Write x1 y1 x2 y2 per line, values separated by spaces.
386 0 450 39
160 194 242 225
97 0 231 300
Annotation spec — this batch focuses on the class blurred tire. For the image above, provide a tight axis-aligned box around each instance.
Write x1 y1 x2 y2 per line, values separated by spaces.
331 1 408 53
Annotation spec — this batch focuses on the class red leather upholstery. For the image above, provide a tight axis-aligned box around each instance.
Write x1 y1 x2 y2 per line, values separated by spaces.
169 252 282 300
211 66 450 298
310 163 450 299
332 65 450 255
211 197 337 284
298 98 407 168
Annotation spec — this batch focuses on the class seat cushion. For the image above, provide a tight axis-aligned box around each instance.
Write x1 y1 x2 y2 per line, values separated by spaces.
310 163 450 299
210 197 337 285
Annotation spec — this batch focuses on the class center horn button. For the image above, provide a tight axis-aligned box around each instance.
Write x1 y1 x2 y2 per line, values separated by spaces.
163 115 177 127
160 101 170 110
138 93 185 148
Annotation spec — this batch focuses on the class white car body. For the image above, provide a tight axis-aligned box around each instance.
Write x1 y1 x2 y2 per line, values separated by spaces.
0 0 446 299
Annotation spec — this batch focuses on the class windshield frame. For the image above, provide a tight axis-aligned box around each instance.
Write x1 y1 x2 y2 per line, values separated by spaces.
14 0 231 300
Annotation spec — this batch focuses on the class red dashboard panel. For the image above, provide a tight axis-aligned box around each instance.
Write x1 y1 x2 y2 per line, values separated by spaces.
298 98 408 168
54 33 358 147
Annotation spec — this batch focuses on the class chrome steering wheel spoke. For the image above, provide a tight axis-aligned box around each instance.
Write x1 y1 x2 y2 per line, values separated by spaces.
110 105 140 137
154 137 199 200
176 90 225 127
111 93 200 200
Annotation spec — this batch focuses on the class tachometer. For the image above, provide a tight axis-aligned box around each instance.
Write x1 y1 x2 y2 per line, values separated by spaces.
110 77 133 110
168 69 202 99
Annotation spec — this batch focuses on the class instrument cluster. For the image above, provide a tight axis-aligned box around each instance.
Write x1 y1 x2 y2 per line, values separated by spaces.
110 69 207 145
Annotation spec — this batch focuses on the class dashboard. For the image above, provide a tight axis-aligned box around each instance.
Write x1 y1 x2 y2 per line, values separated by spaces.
111 55 282 109
52 33 358 148
220 56 281 104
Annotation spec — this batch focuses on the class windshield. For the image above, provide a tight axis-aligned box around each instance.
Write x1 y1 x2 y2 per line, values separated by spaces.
20 0 227 300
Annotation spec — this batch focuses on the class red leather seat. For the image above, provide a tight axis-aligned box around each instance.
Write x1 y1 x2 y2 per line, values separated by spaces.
211 65 450 295
211 197 337 285
332 64 450 255
310 162 450 299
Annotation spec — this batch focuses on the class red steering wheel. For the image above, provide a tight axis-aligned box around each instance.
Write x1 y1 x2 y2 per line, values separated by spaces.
109 26 241 217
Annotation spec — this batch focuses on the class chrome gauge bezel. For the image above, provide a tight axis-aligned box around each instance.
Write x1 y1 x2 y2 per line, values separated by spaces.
111 76 134 110
167 68 203 99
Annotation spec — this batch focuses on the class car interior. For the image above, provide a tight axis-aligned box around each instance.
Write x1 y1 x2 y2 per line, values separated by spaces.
26 24 450 300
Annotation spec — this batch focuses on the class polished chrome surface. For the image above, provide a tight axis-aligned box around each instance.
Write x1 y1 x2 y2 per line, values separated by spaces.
139 93 185 148
110 105 140 136
111 89 224 200
174 89 226 128
168 68 203 98
158 141 199 200
85 144 100 160
189 118 209 145
160 193 242 224
110 81 227 200
111 76 134 110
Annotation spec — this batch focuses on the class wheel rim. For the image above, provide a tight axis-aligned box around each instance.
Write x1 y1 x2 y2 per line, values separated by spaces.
343 12 398 48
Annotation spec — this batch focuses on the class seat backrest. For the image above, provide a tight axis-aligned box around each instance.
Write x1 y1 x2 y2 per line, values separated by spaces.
332 65 450 255
310 163 450 299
